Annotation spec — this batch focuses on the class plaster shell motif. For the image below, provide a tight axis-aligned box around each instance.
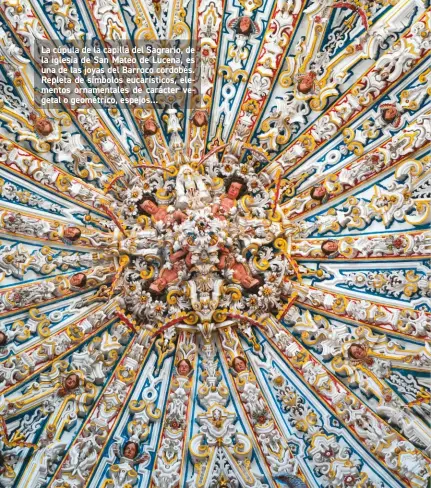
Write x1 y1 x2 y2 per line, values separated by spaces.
0 0 429 487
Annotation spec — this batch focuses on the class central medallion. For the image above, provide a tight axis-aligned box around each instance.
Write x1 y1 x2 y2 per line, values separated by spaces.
102 158 297 338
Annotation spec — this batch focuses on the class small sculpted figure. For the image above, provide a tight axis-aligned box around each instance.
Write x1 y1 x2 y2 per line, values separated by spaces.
218 247 260 289
297 72 316 94
63 226 82 242
320 239 339 257
123 441 139 460
58 373 81 396
232 356 248 373
236 16 253 35
381 105 400 125
348 343 368 361
138 194 187 225
213 176 246 219
30 114 54 136
177 359 192 376
310 184 329 203
70 273 87 288
142 118 159 136
192 110 208 127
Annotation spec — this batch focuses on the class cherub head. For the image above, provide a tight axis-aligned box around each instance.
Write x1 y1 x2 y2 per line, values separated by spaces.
232 356 248 373
225 175 247 200
142 118 158 136
297 72 316 94
177 358 192 376
237 16 253 35
192 110 208 127
123 441 139 460
63 226 82 242
30 114 54 136
0 332 7 347
70 273 87 288
347 343 367 360
321 239 339 256
381 105 399 124
64 373 80 391
310 184 328 202
137 194 159 216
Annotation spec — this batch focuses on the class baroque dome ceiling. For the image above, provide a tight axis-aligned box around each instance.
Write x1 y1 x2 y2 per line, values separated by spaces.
0 0 430 487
